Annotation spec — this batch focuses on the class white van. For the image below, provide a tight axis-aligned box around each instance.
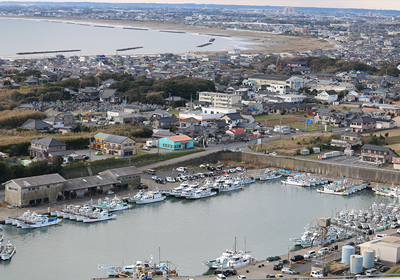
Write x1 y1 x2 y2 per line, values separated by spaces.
365 269 377 276
375 234 390 239
304 250 316 259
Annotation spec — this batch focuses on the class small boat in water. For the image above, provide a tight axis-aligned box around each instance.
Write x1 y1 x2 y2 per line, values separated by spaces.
83 209 116 223
19 215 62 229
135 189 166 205
184 187 216 199
0 241 16 261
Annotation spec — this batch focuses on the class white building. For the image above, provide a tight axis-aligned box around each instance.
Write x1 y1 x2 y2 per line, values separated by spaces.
198 92 241 108
178 107 236 126
315 90 339 104
107 110 129 121
280 94 307 103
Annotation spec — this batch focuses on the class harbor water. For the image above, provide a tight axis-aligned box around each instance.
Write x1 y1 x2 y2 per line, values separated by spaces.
0 18 250 57
0 180 396 280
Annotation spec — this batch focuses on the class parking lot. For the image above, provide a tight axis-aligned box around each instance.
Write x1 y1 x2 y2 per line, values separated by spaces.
322 155 380 169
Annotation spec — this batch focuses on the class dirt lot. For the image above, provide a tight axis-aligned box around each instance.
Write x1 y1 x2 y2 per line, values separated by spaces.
258 133 335 156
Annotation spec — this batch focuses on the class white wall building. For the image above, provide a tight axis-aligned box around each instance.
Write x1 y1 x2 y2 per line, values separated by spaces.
178 107 236 126
198 92 241 108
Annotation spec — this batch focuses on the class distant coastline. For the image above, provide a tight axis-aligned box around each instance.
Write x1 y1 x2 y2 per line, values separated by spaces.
0 15 331 55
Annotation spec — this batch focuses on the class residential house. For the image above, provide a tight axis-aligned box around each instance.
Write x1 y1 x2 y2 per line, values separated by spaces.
331 132 363 148
351 117 376 133
158 135 194 150
153 117 177 129
102 134 136 156
124 105 141 114
226 128 247 140
361 144 398 165
57 112 76 127
221 113 244 128
29 137 67 158
16 103 39 111
21 119 52 131
164 96 187 106
43 117 64 128
100 89 121 103
145 109 169 119
315 90 339 104
375 119 395 129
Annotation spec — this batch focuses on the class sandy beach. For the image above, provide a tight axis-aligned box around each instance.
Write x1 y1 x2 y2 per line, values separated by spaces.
0 16 333 54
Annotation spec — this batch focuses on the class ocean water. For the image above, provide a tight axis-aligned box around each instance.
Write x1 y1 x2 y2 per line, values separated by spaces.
0 18 251 57
0 180 394 280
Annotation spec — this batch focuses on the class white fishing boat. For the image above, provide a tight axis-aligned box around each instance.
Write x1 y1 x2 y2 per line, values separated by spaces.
83 209 116 223
0 241 16 261
19 215 62 229
135 189 166 205
5 217 14 225
184 187 216 199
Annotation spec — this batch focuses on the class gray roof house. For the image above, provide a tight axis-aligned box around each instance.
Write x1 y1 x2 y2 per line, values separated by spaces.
21 119 52 131
29 137 67 159
100 89 121 103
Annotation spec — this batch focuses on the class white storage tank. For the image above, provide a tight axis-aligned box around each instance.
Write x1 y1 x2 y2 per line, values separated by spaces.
325 152 333 158
362 249 375 268
332 151 341 157
350 255 363 274
342 245 355 263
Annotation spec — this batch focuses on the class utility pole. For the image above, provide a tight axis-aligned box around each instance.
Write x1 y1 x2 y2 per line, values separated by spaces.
279 118 282 139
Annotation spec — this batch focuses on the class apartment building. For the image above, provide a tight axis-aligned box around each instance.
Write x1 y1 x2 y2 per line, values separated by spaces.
198 92 241 108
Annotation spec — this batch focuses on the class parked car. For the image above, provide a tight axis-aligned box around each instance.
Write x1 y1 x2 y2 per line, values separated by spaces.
82 155 89 160
266 274 275 279
176 167 187 172
345 241 355 246
237 276 247 279
318 247 329 256
273 264 283 271
156 179 166 184
279 259 289 265
142 145 150 151
146 169 156 175
152 176 161 181
290 254 304 262
137 184 148 190
166 177 176 183
271 152 277 156
380 266 390 273
275 274 284 278
310 271 323 278
397 228 400 234
266 256 277 262
304 250 316 259
216 274 226 280
95 151 103 155
282 267 296 275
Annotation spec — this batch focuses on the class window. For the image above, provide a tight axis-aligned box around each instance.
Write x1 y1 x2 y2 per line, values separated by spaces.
8 186 17 191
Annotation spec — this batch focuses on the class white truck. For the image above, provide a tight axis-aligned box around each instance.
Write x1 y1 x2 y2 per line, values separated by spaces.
310 271 323 278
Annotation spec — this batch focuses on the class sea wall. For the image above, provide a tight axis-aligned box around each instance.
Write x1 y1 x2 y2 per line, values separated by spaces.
219 152 400 184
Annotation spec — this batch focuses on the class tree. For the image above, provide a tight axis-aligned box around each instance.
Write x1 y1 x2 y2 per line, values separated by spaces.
171 99 186 108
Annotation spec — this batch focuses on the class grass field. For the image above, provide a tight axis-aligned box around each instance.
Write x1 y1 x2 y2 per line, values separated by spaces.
63 149 205 173
255 133 335 156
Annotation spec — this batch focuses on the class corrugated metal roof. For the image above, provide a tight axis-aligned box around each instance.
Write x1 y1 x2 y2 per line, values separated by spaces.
9 173 66 188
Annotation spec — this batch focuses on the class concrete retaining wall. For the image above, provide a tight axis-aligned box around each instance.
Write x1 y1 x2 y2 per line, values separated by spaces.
220 152 400 184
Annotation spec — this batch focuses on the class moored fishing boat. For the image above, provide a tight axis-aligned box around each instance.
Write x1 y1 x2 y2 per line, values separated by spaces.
19 215 62 229
135 189 166 205
0 241 16 261
82 209 116 223
184 187 216 199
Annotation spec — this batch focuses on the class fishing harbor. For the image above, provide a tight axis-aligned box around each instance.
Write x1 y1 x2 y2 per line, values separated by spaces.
1 161 400 279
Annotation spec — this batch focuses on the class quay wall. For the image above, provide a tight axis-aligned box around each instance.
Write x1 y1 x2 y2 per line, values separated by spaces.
219 152 400 184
